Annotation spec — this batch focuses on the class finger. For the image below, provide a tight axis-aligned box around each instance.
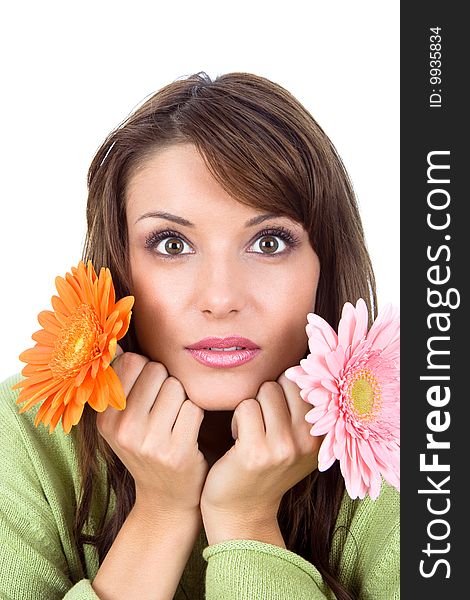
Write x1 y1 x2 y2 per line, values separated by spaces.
233 399 265 445
97 352 150 434
171 400 205 446
148 376 189 438
256 381 292 441
111 352 150 398
122 361 170 430
277 374 321 451
277 372 312 428
231 412 238 440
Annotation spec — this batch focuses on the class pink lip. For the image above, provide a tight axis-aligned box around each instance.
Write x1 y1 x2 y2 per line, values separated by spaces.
185 336 261 369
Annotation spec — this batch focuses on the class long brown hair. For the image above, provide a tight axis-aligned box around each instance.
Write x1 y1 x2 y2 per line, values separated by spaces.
76 71 377 599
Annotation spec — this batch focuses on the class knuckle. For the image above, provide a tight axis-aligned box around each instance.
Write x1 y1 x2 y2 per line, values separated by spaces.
258 380 281 397
245 449 269 471
144 360 169 380
181 399 202 415
162 376 186 396
238 398 258 411
157 447 184 470
273 440 296 463
115 424 136 452
118 352 149 374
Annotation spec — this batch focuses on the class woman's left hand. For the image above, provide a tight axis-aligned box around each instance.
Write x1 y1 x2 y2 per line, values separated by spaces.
200 373 322 545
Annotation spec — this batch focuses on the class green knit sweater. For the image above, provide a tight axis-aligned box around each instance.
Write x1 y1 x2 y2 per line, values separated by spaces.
0 373 399 599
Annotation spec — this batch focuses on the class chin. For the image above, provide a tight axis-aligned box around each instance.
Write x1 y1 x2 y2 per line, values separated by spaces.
180 374 261 411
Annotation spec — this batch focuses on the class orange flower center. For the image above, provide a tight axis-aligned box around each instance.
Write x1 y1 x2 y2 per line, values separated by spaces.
49 303 103 379
348 368 382 421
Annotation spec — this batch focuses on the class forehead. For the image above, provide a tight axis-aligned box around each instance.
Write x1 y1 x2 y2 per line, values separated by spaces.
126 143 276 226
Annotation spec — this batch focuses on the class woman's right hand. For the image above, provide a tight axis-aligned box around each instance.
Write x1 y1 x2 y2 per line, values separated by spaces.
96 346 209 516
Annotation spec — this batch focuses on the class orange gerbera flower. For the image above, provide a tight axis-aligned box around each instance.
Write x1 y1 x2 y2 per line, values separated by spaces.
12 260 134 435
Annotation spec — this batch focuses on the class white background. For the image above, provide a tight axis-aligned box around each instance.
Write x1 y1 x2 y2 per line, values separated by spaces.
0 1 399 379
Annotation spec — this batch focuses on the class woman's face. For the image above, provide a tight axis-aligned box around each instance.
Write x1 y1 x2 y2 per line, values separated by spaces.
126 143 320 410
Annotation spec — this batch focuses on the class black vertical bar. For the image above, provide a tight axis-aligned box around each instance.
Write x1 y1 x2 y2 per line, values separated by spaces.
401 2 467 596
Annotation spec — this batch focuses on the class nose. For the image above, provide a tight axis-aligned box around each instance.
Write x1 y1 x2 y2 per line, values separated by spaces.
195 254 247 318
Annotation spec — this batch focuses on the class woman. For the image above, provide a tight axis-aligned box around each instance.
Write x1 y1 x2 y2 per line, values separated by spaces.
0 71 399 599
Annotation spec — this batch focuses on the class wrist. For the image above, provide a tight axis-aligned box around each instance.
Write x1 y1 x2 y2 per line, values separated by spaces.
201 505 285 548
132 499 202 530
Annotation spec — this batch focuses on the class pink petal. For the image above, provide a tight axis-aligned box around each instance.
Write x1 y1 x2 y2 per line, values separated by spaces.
310 408 338 435
320 378 338 393
306 313 338 351
324 348 345 379
348 438 361 499
369 319 400 352
352 298 369 352
284 365 305 382
307 327 335 357
369 471 383 500
301 355 333 380
339 455 355 498
305 404 328 423
357 437 380 474
318 430 336 470
333 419 346 460
338 302 356 349
306 387 332 407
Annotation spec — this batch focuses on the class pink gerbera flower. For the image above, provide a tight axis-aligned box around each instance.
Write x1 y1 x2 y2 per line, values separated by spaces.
285 298 400 500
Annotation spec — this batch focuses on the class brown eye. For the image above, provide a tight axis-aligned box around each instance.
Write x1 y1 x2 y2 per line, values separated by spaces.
164 238 185 255
258 235 280 254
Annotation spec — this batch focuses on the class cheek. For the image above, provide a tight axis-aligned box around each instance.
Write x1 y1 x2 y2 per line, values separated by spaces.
130 264 183 350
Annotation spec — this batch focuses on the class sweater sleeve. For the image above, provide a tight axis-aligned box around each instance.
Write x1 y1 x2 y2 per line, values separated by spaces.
0 376 100 600
202 482 400 600
202 539 332 600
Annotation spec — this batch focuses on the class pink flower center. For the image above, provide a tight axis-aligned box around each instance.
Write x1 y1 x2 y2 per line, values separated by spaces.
346 368 382 422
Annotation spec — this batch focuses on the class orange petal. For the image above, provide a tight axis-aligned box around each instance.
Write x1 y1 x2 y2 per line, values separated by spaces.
50 295 70 319
17 378 64 412
86 260 98 285
101 338 117 370
98 268 112 323
116 311 132 339
16 370 54 388
104 310 120 335
38 310 62 335
76 376 95 405
63 400 85 434
104 367 126 410
87 373 110 412
107 277 116 316
114 296 135 321
48 403 66 434
91 359 100 379
31 329 57 346
62 382 76 407
109 320 123 339
98 332 108 353
75 363 92 387
22 362 51 376
15 375 58 401
55 275 81 311
50 384 70 410
34 397 54 426
74 261 96 306
65 271 85 304
11 380 26 391
19 346 52 364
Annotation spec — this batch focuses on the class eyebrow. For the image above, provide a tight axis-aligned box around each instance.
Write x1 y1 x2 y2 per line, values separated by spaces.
135 211 283 228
